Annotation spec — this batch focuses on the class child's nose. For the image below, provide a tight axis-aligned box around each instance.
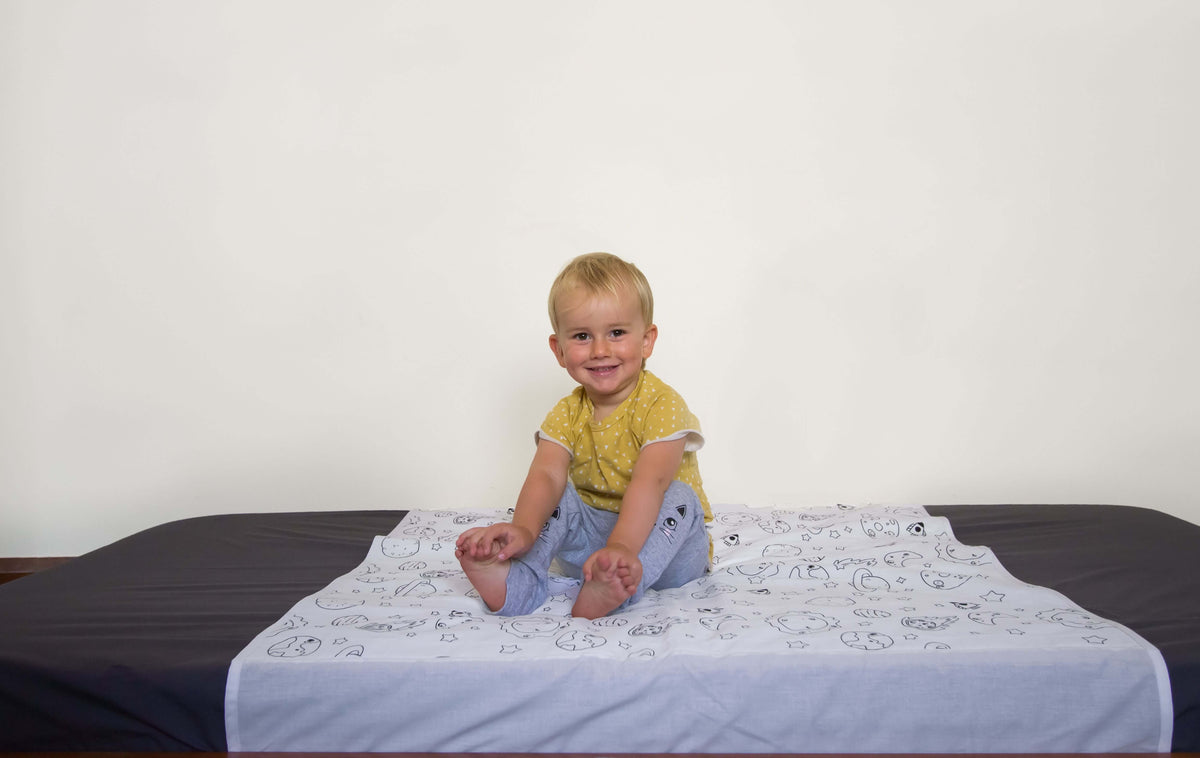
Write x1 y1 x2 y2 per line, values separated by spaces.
591 336 610 356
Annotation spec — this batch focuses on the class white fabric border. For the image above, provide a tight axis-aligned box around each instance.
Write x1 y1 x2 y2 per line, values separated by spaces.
225 504 1172 753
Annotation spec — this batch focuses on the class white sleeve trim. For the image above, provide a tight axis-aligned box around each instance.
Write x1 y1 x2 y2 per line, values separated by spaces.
534 430 574 457
642 429 704 453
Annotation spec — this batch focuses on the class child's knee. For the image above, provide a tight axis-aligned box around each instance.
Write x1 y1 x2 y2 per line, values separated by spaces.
662 482 703 526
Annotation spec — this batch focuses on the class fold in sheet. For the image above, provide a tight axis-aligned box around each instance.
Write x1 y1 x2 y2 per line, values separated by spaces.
227 504 1171 753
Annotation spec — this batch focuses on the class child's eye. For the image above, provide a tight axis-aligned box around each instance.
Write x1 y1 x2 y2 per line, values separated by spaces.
609 329 626 338
571 332 590 341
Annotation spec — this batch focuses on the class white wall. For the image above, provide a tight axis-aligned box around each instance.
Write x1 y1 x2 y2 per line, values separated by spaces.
3 1 1198 557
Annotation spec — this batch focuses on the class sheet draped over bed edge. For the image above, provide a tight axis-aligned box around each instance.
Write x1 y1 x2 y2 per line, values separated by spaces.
227 504 1172 753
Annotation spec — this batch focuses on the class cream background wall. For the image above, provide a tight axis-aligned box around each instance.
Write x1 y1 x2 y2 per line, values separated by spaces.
2 1 1198 557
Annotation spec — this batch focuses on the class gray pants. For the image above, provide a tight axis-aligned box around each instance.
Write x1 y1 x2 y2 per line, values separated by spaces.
496 481 709 616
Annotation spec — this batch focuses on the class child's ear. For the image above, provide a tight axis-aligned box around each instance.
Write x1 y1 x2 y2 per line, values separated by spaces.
548 333 567 368
641 324 658 359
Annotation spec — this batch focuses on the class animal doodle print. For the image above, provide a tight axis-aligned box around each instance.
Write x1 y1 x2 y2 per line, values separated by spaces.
242 504 1146 663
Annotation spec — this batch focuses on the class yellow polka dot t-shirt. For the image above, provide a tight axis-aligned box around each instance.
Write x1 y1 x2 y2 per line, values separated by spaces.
537 370 711 521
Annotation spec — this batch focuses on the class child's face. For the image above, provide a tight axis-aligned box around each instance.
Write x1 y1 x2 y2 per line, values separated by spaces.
549 286 657 414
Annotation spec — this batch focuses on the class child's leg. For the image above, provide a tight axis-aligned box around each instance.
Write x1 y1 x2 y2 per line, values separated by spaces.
630 481 709 603
493 485 587 616
558 482 709 614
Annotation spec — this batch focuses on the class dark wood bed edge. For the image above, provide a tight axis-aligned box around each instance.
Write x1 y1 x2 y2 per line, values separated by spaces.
3 753 1193 757
0 556 73 584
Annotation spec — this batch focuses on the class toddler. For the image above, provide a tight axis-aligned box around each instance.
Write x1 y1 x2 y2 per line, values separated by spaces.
455 252 711 619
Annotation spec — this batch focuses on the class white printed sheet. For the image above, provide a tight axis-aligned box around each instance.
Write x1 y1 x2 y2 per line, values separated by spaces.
226 504 1172 753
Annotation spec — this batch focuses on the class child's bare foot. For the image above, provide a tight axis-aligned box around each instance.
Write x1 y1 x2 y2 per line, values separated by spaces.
572 551 636 619
456 546 510 612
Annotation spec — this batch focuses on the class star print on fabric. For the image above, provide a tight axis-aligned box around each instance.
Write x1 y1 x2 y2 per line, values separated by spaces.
980 590 1005 602
499 645 520 654
1083 635 1108 645
787 640 809 649
440 634 458 643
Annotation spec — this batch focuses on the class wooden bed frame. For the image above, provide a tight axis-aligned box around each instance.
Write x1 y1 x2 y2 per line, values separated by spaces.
0 555 72 585
6 753 1195 757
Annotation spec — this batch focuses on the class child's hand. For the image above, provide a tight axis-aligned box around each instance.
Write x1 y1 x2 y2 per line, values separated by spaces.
455 523 535 563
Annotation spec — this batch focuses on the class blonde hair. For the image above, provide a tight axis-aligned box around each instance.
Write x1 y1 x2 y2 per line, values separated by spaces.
548 252 654 333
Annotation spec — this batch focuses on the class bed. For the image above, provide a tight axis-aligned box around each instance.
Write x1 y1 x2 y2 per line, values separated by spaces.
1 502 1197 753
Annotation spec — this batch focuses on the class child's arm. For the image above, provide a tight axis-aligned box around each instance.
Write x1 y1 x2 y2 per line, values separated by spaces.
584 437 687 587
504 439 571 558
457 439 570 562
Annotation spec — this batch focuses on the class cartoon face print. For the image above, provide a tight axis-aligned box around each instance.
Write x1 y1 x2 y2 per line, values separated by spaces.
728 561 779 581
699 613 749 632
316 597 365 611
268 636 321 657
1036 609 1108 629
853 608 892 619
501 616 566 638
921 569 972 590
840 631 894 651
394 578 436 598
265 614 308 636
381 537 420 559
905 521 927 537
691 582 736 600
806 596 855 608
402 525 437 540
790 563 830 581
717 512 758 527
766 611 840 635
861 517 899 538
629 617 686 636
762 543 804 559
435 610 481 630
759 519 792 535
591 615 629 628
834 557 876 571
851 568 891 592
935 543 990 566
883 550 923 568
556 630 607 651
453 512 486 525
967 611 1015 626
658 505 687 541
356 571 391 584
901 616 957 632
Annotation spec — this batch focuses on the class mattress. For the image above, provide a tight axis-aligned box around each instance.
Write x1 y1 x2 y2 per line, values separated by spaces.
1 503 1198 752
